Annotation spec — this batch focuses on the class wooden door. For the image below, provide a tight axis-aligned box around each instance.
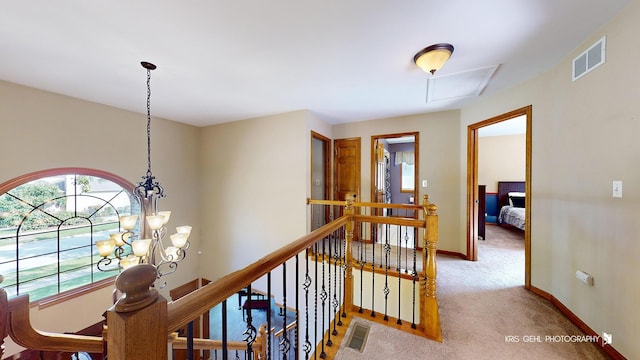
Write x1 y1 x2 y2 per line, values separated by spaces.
334 137 361 239
334 138 361 203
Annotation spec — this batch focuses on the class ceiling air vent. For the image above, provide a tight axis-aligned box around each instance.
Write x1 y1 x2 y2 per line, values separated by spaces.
573 36 606 81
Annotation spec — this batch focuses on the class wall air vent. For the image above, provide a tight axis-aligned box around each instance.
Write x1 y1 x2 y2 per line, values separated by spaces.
572 36 606 81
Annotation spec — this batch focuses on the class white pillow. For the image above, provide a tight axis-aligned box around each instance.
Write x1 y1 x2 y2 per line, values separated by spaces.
508 192 525 207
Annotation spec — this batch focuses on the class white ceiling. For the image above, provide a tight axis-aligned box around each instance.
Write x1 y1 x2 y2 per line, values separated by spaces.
0 1 629 127
479 115 527 137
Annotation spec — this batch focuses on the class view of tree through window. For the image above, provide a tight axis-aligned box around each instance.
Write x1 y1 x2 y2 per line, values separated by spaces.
0 173 139 301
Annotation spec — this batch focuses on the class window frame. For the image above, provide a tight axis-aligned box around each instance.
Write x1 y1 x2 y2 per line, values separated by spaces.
0 167 136 306
400 162 415 193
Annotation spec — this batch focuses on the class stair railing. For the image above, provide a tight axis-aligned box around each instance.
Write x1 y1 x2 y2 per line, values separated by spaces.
0 193 439 359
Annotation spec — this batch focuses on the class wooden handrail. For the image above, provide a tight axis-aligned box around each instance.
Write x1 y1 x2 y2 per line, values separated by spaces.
167 216 349 332
5 295 103 353
307 198 423 211
170 334 249 351
352 214 425 228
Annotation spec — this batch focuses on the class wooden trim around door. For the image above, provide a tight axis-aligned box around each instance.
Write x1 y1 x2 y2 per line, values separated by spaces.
370 132 419 212
467 105 532 289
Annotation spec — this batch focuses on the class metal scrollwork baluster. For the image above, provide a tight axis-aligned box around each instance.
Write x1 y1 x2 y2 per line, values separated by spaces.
383 228 391 320
243 285 257 358
320 237 328 358
331 230 339 336
279 263 290 360
303 249 312 359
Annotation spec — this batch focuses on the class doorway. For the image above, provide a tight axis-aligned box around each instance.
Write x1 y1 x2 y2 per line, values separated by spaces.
371 132 419 248
370 132 418 213
467 106 531 288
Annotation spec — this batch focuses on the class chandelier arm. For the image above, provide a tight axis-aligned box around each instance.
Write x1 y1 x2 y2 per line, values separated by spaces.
97 257 115 271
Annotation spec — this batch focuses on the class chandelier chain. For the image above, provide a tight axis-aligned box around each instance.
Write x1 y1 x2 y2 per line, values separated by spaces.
146 67 153 177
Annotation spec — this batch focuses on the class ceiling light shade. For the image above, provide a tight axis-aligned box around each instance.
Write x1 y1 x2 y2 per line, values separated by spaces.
413 43 454 75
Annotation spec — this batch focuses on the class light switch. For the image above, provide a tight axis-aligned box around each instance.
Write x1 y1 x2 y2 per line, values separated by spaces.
422 180 428 188
612 181 622 198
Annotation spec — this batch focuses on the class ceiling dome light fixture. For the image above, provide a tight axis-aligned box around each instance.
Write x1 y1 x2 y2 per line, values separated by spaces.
413 43 454 75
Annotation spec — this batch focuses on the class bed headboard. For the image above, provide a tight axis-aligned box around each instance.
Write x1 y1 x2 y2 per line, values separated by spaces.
497 181 525 209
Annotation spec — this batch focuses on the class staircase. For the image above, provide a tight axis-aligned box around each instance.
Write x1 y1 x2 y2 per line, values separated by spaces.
0 194 440 359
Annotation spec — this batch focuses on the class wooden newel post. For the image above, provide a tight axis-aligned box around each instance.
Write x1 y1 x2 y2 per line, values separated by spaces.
421 195 442 341
106 264 168 360
344 192 356 312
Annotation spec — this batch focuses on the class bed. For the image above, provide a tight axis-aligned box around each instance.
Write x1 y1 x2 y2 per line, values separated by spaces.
497 181 526 230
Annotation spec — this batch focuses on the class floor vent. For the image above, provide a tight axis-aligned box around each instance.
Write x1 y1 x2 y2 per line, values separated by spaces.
346 322 370 352
573 36 606 81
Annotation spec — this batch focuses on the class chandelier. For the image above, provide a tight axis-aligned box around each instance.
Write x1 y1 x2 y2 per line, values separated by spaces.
95 61 191 282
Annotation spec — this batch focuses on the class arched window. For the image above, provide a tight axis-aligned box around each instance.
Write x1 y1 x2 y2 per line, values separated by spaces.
0 168 139 302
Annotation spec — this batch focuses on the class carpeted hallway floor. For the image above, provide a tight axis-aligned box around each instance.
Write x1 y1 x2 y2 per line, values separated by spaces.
335 224 609 359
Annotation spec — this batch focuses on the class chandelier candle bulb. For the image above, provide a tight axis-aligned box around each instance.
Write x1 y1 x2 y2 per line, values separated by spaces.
96 239 116 257
170 233 189 248
146 215 165 230
165 246 179 260
176 226 192 236
111 232 128 247
119 215 138 231
132 239 152 257
157 211 171 224
119 255 140 270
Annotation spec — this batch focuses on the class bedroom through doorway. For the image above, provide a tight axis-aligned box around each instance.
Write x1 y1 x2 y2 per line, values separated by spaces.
467 106 532 289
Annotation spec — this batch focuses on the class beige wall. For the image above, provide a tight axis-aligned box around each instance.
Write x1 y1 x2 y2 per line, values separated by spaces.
0 80 201 355
461 1 640 357
198 111 310 279
332 111 462 252
478 134 526 193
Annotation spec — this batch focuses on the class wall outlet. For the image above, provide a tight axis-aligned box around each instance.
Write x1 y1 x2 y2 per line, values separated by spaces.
576 270 594 286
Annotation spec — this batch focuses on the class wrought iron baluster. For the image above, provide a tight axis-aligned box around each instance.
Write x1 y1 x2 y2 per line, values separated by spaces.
405 226 409 273
326 234 333 347
397 226 402 325
358 226 364 314
187 321 194 360
383 223 390 321
303 248 312 360
295 254 299 360
280 263 290 360
243 284 257 358
314 241 319 360
412 229 418 329
370 222 376 318
331 229 339 337
222 300 228 360
339 226 346 323
379 223 384 268
320 237 327 358
267 272 272 360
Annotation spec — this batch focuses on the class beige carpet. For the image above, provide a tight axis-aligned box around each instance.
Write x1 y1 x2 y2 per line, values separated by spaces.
336 225 609 360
